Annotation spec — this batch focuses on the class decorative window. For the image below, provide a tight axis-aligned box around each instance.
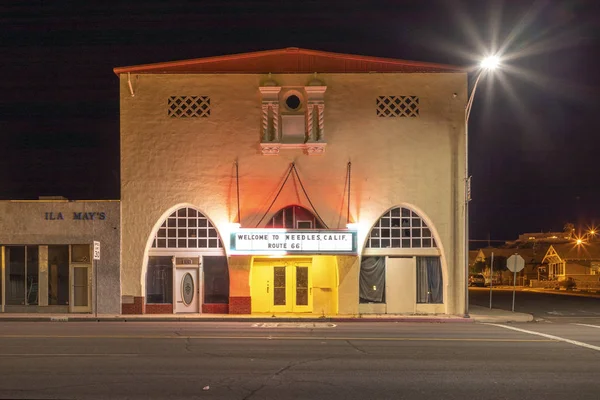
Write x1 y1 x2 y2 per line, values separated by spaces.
284 94 302 111
366 207 436 249
266 205 325 229
168 96 210 118
152 207 222 249
376 96 419 117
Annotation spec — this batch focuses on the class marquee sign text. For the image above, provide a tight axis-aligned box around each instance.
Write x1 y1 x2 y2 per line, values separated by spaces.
230 229 357 254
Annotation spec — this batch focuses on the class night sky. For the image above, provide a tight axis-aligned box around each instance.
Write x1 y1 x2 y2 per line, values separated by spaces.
2 0 599 244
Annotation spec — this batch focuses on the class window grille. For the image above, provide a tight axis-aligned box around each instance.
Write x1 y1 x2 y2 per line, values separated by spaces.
366 207 436 248
376 96 419 117
152 207 222 249
168 96 210 118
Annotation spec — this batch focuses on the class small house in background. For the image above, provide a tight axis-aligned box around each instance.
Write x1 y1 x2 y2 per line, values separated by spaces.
541 243 600 289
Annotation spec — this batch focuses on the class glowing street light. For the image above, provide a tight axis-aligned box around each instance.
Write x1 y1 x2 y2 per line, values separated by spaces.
464 54 501 317
480 55 500 70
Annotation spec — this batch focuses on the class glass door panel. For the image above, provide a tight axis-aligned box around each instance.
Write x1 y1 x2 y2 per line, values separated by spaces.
73 267 88 307
273 266 287 306
295 266 308 306
70 265 91 313
292 264 312 312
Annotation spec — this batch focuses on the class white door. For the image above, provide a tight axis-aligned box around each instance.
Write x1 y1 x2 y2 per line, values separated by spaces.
175 267 199 313
385 257 416 314
70 265 92 313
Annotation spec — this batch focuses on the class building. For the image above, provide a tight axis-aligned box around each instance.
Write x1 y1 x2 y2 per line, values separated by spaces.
0 200 120 313
113 47 468 316
541 243 600 287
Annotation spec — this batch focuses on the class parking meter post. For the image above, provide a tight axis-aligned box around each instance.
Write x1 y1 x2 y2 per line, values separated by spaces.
489 252 494 310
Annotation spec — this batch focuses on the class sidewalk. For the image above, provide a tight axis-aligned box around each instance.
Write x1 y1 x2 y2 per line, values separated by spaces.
0 307 533 323
488 286 600 299
468 305 533 323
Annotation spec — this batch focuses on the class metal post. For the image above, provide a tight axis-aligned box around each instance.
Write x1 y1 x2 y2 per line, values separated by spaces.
512 256 517 312
94 259 98 317
489 252 494 309
464 69 485 317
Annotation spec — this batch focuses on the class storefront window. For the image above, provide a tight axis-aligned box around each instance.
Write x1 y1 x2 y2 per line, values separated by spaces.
71 244 90 263
48 245 69 305
26 246 39 305
5 246 25 305
203 256 229 304
0 247 3 306
146 256 173 304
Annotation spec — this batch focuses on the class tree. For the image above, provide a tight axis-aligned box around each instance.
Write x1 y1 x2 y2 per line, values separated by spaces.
563 222 575 239
471 261 486 274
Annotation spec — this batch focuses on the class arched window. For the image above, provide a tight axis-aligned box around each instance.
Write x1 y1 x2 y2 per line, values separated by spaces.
366 207 436 249
152 207 222 249
265 205 325 229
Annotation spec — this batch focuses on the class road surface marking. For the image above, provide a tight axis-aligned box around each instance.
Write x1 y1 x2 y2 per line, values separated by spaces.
0 334 553 343
575 324 600 329
0 353 138 357
486 323 600 352
252 322 337 328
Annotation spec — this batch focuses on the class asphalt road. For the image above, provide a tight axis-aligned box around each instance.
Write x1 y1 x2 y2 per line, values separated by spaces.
0 321 599 400
469 287 600 322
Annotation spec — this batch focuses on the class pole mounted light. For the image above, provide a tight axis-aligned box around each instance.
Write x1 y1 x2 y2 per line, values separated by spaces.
464 54 500 317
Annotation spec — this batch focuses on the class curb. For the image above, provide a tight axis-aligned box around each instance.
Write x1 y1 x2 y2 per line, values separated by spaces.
0 316 476 323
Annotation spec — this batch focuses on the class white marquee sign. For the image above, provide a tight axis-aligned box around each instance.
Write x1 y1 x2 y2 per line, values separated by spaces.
230 229 357 254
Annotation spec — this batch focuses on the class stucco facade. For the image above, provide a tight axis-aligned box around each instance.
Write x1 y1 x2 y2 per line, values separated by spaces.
116 48 468 316
0 200 120 314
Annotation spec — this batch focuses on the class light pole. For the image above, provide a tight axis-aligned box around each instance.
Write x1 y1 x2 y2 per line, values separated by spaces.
464 55 499 317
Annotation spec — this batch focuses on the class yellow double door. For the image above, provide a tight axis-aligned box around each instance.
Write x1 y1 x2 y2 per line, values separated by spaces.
251 260 312 313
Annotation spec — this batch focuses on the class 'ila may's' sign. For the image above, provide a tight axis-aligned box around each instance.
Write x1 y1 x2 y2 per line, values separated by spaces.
45 212 107 221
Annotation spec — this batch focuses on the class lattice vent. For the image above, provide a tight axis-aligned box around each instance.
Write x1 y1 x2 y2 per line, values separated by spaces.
168 96 210 118
376 96 419 117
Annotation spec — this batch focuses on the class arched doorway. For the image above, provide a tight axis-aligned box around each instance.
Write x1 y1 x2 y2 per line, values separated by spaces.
146 206 229 314
249 205 338 314
359 206 445 314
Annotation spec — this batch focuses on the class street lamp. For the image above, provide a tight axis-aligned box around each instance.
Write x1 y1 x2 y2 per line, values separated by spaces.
464 55 500 317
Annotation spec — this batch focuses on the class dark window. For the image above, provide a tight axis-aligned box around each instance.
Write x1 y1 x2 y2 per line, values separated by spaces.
359 256 386 303
416 256 443 304
48 245 69 305
5 246 25 305
203 256 229 304
26 246 39 305
285 94 301 110
0 247 3 305
146 256 173 304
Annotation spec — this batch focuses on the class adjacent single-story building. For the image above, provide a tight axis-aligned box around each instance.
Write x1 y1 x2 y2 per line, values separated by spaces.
0 200 120 314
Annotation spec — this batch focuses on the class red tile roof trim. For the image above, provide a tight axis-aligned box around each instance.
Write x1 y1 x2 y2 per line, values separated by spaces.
113 47 466 75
